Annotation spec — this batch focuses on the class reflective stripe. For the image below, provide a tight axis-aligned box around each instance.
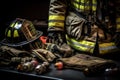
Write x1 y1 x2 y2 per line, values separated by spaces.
92 0 97 11
116 17 120 30
10 22 15 27
80 0 86 11
48 22 64 28
49 15 65 21
13 22 19 28
84 0 90 11
7 30 11 37
13 30 19 37
72 1 90 11
15 23 22 29
66 35 119 54
72 0 97 11
66 35 95 53
99 42 118 54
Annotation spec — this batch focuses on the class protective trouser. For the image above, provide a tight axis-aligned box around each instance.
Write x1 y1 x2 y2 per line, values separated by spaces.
57 53 116 75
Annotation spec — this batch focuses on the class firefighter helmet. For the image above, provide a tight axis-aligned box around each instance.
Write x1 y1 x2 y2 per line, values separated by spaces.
1 18 43 48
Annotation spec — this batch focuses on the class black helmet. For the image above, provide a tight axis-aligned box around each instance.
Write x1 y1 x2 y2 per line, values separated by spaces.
1 18 43 50
5 18 26 43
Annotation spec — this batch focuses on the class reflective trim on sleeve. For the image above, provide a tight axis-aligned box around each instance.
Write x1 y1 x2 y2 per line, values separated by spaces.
72 1 89 11
71 0 97 11
66 35 119 54
66 35 95 53
48 22 64 28
92 0 97 11
49 15 65 21
116 17 120 30
99 42 119 55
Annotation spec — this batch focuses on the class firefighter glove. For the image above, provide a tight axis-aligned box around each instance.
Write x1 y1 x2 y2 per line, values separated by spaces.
47 31 66 46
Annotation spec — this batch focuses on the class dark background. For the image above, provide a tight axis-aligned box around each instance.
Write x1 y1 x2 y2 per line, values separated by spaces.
0 1 120 80
0 0 50 40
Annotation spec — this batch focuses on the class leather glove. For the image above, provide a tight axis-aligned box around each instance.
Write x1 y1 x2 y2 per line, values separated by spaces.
47 31 66 46
45 43 73 58
32 49 56 62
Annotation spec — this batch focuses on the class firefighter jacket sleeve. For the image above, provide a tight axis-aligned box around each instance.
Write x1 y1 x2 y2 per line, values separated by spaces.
48 0 68 32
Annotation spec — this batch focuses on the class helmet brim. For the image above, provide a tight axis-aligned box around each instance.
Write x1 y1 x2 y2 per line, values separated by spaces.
0 30 43 47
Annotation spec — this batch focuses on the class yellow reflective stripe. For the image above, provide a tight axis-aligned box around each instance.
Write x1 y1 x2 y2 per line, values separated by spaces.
80 5 85 11
13 30 19 37
7 30 11 37
92 6 96 11
14 22 18 28
73 2 84 11
85 0 90 11
81 40 94 46
66 35 95 53
99 42 118 54
48 22 64 27
81 0 84 3
80 0 85 10
116 17 120 23
76 0 86 3
49 15 65 21
67 40 94 53
92 0 97 11
10 22 15 27
72 0 97 11
73 2 79 9
116 17 120 29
